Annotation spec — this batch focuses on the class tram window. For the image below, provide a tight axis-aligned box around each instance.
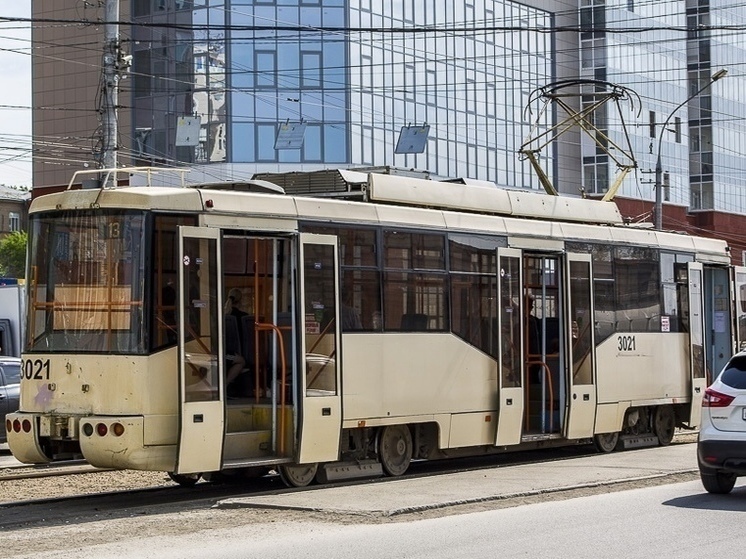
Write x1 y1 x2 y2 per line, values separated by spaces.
301 224 377 268
614 247 661 333
384 231 445 270
448 233 503 274
660 253 693 334
451 273 498 357
383 272 447 331
341 269 381 331
150 214 198 351
26 210 149 354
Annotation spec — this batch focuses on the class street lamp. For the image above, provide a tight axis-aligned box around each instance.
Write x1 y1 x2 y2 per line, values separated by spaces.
654 68 727 230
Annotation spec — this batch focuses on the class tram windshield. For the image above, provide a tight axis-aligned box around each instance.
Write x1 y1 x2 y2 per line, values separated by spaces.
26 210 149 354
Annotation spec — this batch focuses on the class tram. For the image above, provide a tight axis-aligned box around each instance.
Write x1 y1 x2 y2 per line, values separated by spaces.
7 168 742 486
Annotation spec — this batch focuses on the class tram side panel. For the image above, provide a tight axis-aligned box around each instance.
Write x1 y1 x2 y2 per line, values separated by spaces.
341 333 500 449
594 332 690 433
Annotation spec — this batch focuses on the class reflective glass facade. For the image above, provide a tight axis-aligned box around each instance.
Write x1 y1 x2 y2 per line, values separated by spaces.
580 0 746 212
130 0 554 188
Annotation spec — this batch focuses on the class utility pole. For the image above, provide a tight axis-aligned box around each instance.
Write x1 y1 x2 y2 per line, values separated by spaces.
654 68 727 230
101 0 120 182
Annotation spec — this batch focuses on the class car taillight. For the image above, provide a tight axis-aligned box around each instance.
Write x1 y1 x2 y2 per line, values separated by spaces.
702 388 735 407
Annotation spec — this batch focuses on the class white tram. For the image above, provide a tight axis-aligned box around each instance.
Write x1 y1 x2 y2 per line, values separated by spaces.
6 168 739 486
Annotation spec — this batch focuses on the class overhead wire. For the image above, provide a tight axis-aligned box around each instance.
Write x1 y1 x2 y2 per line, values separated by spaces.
1 3 744 201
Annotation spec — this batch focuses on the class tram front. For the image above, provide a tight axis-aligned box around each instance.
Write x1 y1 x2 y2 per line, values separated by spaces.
7 205 194 471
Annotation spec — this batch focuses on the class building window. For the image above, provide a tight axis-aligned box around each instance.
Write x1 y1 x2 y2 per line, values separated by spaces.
674 117 682 143
255 51 277 88
9 212 20 232
649 111 656 138
301 52 322 88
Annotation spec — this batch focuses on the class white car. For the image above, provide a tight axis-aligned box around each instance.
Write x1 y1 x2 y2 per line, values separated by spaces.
697 352 746 494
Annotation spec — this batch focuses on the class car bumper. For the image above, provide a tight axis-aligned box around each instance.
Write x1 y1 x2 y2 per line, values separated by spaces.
698 438 746 473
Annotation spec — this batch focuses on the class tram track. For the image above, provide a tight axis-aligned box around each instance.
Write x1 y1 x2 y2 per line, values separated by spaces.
0 433 698 531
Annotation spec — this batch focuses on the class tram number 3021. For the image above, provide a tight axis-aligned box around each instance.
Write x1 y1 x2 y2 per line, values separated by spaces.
22 359 51 380
617 335 637 352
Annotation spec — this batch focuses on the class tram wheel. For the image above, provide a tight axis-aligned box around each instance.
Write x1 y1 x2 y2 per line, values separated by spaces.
168 472 201 487
279 463 318 487
653 405 675 446
593 432 619 453
378 424 413 477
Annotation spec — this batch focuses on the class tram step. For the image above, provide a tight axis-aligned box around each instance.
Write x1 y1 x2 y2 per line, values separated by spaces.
316 459 383 483
223 430 273 460
226 404 293 433
618 434 658 449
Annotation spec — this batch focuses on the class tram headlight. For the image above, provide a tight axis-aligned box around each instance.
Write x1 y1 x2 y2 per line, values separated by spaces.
111 422 125 437
82 423 93 437
21 419 31 433
96 423 108 437
5 419 10 433
12 419 20 433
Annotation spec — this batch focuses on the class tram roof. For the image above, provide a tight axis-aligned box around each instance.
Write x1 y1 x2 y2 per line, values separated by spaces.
31 168 730 264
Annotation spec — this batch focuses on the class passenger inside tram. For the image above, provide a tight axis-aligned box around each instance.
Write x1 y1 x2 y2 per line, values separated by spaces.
224 288 248 397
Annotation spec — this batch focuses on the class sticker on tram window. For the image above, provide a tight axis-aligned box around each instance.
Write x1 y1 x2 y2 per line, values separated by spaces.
22 359 51 380
617 335 637 352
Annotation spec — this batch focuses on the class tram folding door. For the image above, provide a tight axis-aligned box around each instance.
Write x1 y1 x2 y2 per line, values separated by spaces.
687 262 707 427
563 254 597 440
495 247 524 446
296 234 342 464
176 226 225 475
733 266 746 353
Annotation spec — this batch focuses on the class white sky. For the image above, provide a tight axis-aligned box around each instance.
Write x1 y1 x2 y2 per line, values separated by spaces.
0 3 32 188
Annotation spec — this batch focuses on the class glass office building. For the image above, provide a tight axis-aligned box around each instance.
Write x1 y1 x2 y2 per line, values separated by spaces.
579 0 746 213
130 0 555 188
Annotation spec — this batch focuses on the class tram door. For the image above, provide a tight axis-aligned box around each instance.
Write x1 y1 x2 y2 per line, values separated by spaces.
564 254 596 439
495 248 524 446
297 234 342 463
687 262 707 427
175 227 225 475
704 266 732 382
733 266 746 353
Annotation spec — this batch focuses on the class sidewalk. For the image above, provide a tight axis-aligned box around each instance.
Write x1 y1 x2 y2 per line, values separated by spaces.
217 442 699 516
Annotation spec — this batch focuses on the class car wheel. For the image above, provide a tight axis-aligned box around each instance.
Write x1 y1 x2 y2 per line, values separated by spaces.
700 468 737 494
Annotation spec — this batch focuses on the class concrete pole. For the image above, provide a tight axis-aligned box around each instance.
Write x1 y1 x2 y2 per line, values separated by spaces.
101 0 120 180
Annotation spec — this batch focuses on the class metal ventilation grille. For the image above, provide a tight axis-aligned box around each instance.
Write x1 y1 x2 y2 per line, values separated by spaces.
252 167 430 198
253 170 352 196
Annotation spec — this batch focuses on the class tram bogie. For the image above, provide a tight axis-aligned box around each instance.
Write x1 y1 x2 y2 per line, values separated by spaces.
7 168 739 487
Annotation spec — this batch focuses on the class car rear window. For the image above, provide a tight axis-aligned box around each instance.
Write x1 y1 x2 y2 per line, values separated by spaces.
720 355 746 389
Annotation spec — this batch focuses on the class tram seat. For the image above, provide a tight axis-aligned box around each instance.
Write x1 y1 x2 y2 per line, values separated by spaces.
400 313 428 331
